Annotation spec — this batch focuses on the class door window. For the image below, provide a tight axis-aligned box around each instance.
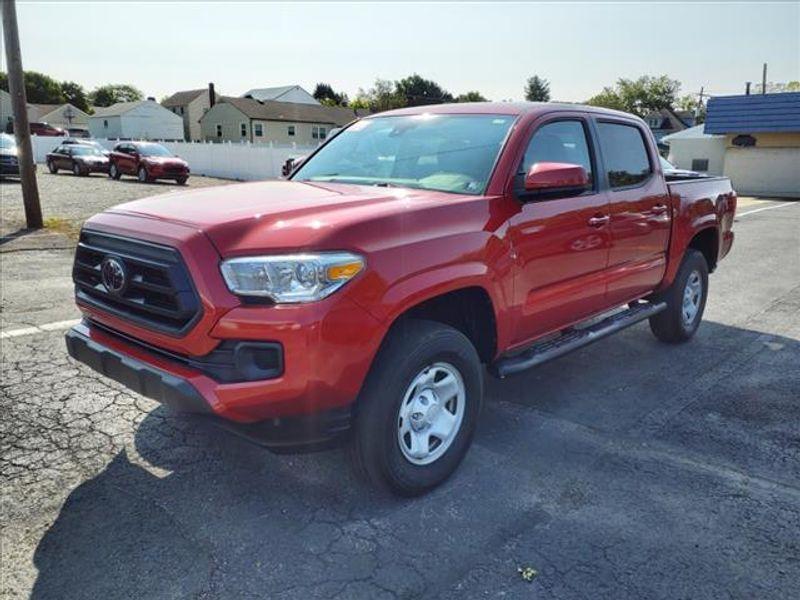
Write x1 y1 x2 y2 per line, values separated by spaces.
596 122 652 188
522 120 594 187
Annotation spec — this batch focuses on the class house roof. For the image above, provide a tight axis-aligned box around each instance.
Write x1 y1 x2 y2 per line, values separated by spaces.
29 103 90 119
645 108 692 131
241 85 317 104
704 92 800 134
661 124 723 144
213 96 367 126
162 89 210 107
90 101 144 118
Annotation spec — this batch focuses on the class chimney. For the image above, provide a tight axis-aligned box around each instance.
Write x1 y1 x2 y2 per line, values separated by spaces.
208 82 216 107
745 82 751 95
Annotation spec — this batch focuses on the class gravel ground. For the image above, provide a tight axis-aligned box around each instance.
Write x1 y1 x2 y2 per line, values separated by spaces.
1 180 798 599
0 170 231 236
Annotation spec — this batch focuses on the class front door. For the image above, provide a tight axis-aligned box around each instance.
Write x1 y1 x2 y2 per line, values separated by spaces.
594 120 672 304
506 118 611 346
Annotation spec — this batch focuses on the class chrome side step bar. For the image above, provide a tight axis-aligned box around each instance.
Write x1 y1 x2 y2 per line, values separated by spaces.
490 301 667 378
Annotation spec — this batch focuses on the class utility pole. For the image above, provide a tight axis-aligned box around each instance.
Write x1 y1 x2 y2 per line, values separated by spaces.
2 0 42 229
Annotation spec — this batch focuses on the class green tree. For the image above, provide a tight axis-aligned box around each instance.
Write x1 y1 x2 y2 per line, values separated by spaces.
456 91 488 102
313 83 348 106
60 81 90 112
0 70 66 104
395 74 453 106
524 76 551 102
356 79 406 113
587 75 681 117
89 84 144 107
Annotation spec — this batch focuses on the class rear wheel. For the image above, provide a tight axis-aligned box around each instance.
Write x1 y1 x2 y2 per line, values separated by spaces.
351 319 483 496
649 249 709 343
109 162 121 180
47 160 57 174
137 166 150 183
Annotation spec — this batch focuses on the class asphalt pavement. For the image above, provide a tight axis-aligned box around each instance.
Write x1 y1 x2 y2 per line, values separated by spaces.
1 191 798 599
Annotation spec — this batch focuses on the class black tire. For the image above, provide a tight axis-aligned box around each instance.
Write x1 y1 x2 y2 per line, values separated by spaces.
350 319 483 496
649 249 709 343
137 166 150 183
109 162 121 180
47 160 57 174
72 162 84 177
176 176 188 186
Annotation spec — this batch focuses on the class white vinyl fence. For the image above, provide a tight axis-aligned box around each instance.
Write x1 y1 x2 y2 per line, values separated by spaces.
30 135 319 181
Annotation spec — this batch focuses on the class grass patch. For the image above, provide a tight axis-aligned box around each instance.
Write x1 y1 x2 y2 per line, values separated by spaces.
43 217 82 241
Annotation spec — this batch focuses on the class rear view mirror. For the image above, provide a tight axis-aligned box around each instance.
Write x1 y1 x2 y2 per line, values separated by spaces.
523 162 590 196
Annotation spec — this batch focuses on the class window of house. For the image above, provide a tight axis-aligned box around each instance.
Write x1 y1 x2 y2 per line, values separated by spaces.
103 120 108 128
216 124 222 138
596 122 652 188
240 123 247 137
521 120 594 187
287 125 295 137
319 127 327 140
254 123 263 137
179 107 184 115
691 158 709 172
312 126 319 140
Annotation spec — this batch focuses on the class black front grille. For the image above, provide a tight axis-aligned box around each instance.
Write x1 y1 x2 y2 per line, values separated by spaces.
73 230 201 336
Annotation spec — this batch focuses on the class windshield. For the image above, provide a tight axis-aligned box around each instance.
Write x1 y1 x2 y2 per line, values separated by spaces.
293 114 515 195
72 146 102 156
137 143 173 157
0 134 14 149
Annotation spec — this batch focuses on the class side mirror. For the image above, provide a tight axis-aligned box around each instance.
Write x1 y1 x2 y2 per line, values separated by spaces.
523 162 590 196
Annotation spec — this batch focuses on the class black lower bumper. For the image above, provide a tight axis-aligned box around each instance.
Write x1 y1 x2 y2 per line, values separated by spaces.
65 325 212 414
64 325 351 452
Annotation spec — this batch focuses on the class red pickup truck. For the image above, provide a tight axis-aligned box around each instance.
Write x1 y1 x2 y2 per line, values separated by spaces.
66 103 736 495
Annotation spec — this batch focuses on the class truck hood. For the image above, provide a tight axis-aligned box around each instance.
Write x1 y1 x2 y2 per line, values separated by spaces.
104 180 469 255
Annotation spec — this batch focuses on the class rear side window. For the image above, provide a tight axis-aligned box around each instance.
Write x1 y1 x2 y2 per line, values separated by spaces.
596 122 652 188
522 120 594 186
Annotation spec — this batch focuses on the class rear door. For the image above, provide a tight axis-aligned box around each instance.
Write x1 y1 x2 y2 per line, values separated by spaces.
594 120 671 305
506 116 611 345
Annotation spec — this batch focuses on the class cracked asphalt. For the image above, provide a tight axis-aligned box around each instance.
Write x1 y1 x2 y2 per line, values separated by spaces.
1 181 798 599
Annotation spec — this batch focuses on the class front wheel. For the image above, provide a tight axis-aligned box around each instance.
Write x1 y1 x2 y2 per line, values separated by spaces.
137 166 150 183
351 319 483 496
176 176 188 186
47 160 57 174
72 162 84 177
649 249 709 343
109 162 121 180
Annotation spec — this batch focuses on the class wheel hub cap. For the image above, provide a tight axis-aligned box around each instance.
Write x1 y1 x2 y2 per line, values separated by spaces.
397 362 466 466
682 270 702 326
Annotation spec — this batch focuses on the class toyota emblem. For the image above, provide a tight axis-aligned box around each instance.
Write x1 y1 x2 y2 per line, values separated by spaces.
100 257 127 295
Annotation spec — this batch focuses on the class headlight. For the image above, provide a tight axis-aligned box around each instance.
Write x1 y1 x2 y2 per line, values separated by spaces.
220 252 364 303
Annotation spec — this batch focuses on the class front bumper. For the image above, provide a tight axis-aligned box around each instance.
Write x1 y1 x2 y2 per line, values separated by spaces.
65 322 352 451
0 162 20 175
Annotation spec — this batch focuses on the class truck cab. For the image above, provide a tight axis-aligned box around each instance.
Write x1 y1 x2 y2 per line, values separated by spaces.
66 102 736 495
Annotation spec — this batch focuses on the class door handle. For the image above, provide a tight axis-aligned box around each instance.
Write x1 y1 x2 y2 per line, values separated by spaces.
652 204 669 214
587 215 610 227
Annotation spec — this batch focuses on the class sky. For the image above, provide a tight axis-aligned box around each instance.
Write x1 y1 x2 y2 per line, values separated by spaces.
9 1 800 103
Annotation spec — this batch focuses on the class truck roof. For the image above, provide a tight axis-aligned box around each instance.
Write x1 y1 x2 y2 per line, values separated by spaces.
375 101 638 120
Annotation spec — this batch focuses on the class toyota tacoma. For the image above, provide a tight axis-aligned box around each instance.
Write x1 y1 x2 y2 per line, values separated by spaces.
66 103 736 495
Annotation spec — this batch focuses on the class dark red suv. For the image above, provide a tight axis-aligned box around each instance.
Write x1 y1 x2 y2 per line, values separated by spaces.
108 141 190 185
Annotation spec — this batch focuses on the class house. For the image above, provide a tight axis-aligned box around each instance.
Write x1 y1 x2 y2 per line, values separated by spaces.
28 103 91 133
88 99 184 141
241 85 319 105
0 89 15 131
161 85 219 141
200 96 367 144
661 125 726 175
704 92 800 197
644 108 695 152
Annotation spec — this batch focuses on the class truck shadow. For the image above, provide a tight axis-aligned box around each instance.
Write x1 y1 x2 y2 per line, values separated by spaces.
30 320 800 599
